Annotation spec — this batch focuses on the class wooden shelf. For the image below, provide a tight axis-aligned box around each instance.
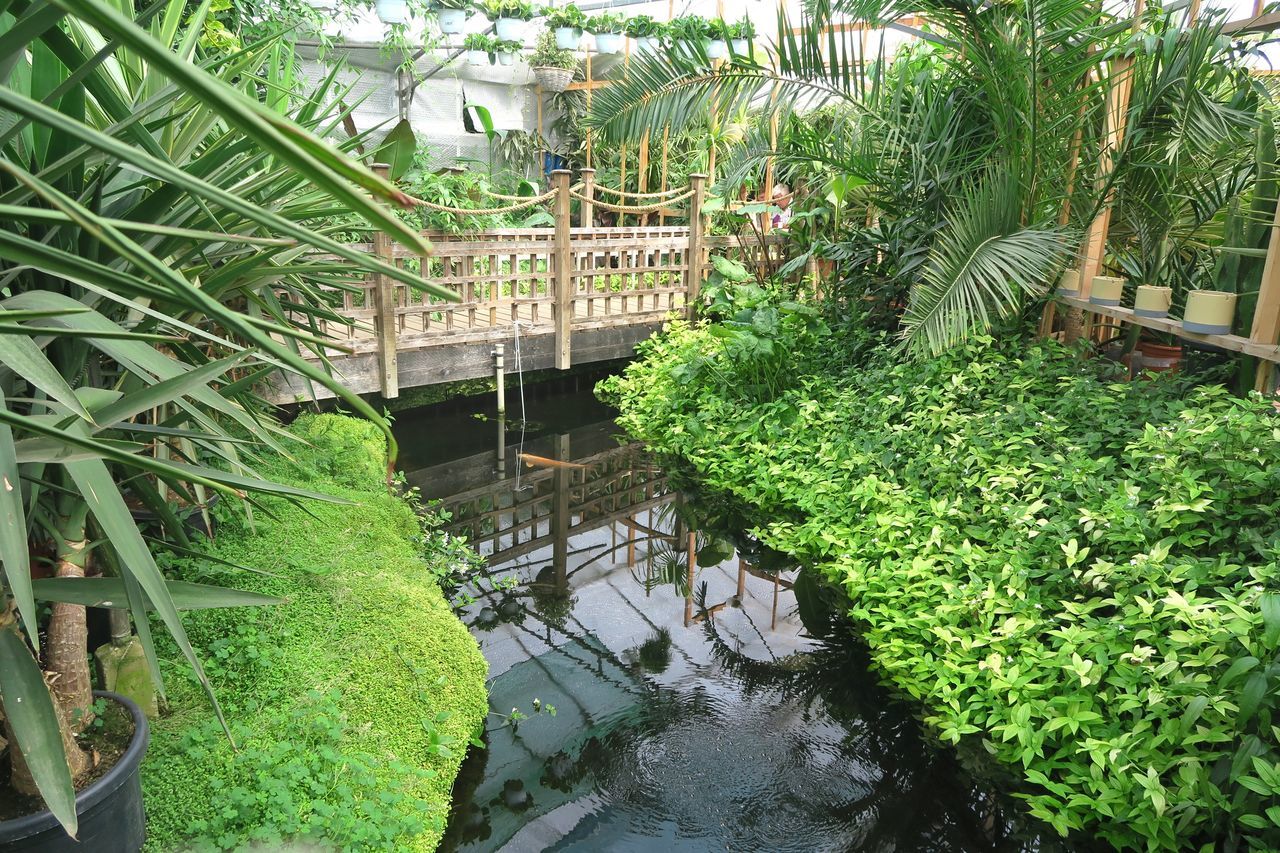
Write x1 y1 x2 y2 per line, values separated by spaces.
1057 296 1280 364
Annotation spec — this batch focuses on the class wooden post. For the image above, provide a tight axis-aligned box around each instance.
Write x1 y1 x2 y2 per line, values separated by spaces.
552 433 570 590
585 51 593 169
1251 199 1280 391
736 557 747 602
579 167 595 228
684 531 696 627
553 169 573 369
638 135 651 225
659 125 670 226
686 174 707 312
763 110 779 235
370 163 399 398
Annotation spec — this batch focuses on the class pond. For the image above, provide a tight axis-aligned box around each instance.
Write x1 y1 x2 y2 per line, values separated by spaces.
393 373 1061 853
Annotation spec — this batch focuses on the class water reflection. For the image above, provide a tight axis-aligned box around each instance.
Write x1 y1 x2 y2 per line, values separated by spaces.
396 404 1061 853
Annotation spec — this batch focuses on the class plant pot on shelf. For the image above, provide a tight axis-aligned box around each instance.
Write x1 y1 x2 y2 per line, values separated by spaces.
436 8 467 32
1133 285 1171 319
1183 290 1237 335
465 49 490 65
0 692 149 853
375 0 407 24
554 26 582 49
593 32 624 54
495 17 528 40
497 51 516 66
1089 275 1125 306
1056 269 1080 296
534 66 574 92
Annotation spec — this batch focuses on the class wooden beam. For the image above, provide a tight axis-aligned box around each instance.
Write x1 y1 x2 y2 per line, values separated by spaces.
564 79 612 91
370 163 399 398
1222 10 1280 34
1251 190 1280 389
1058 296 1280 362
553 170 572 369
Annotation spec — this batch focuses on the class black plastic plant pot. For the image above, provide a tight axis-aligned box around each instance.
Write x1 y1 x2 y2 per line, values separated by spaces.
0 691 149 853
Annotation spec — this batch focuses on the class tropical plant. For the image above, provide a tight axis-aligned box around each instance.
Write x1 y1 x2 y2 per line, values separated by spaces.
496 38 522 55
585 11 625 34
545 3 586 29
530 29 576 69
588 0 1263 356
726 18 755 39
463 32 500 52
429 0 472 9
667 15 716 42
0 0 455 836
482 0 535 20
624 14 665 39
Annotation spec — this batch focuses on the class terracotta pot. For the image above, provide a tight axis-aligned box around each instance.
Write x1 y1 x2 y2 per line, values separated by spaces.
1056 269 1080 296
1183 291 1236 335
1135 340 1182 375
1089 275 1125 306
1133 285 1171 319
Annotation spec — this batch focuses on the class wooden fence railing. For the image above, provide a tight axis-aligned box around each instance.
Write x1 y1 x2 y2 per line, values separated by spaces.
311 169 789 397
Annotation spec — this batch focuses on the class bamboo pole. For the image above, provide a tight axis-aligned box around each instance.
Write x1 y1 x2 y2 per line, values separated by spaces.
638 134 651 225
1251 198 1280 391
585 51 593 169
552 169 572 369
370 163 399 398
659 125 670 226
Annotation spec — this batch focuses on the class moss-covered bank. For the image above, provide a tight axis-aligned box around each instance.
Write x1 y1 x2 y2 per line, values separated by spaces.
142 413 488 851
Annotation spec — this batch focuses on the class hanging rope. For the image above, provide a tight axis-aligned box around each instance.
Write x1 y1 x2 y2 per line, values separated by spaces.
407 188 557 216
591 184 689 200
479 183 583 202
568 188 696 215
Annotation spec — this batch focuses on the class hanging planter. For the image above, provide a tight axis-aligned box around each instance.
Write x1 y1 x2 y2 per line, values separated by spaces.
593 31 624 54
463 34 498 65
1056 269 1081 296
1089 275 1125 306
704 38 729 59
634 36 660 52
436 7 468 33
1183 290 1237 335
554 26 582 49
1133 285 1171 319
0 692 149 853
375 0 408 25
731 37 749 55
465 49 490 64
495 17 528 40
534 66 574 92
498 50 516 65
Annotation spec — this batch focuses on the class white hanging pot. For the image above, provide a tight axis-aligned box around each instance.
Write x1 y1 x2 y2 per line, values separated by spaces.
555 26 582 49
1056 269 1080 296
731 38 749 55
375 0 407 24
437 8 467 32
495 17 527 40
706 39 729 59
498 50 516 66
465 49 489 65
594 32 624 54
1183 291 1237 335
634 36 659 52
1133 285 1172 319
1089 275 1125 306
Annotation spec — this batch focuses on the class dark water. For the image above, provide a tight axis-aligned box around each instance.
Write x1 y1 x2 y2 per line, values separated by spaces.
394 376 1058 853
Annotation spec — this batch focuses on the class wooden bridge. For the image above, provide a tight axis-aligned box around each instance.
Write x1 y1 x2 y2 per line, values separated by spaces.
269 170 787 403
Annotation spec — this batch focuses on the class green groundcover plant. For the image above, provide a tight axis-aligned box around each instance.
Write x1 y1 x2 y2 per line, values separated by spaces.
600 299 1280 851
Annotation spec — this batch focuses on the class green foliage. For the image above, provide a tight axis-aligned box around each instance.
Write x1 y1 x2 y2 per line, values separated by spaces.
586 11 626 34
481 0 535 20
463 32 500 53
142 415 488 852
603 326 1280 850
544 3 586 30
667 15 716 41
530 30 577 69
624 15 665 39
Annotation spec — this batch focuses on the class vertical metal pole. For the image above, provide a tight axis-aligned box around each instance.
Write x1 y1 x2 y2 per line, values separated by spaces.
371 163 399 398
496 414 506 478
580 168 596 229
494 343 505 416
553 169 573 369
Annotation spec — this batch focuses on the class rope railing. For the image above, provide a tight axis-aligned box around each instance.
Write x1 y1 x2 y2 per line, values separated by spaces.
407 187 558 216
478 183 583 203
568 188 696 215
590 184 688 200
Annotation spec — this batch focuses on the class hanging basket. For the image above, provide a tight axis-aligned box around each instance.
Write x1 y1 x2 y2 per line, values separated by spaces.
534 66 574 92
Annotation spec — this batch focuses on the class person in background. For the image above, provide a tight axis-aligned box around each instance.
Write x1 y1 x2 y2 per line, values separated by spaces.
770 183 794 230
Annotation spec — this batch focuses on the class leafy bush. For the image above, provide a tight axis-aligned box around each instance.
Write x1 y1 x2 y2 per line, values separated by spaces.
602 328 1280 850
668 15 717 41
625 15 665 38
142 415 488 852
545 3 586 29
586 11 626 34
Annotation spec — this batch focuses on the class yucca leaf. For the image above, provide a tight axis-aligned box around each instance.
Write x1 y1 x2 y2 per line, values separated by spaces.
32 577 283 609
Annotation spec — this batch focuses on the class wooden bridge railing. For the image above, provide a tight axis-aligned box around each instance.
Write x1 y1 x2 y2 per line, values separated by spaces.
306 169 789 397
